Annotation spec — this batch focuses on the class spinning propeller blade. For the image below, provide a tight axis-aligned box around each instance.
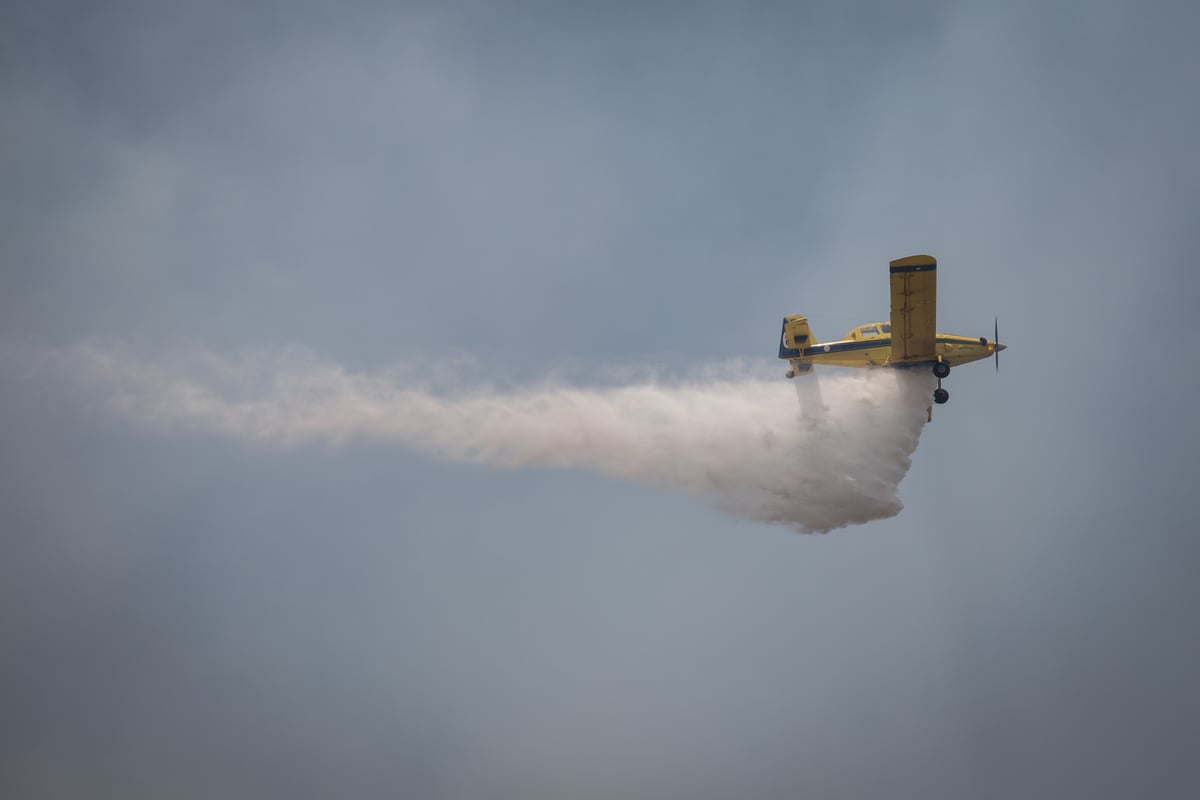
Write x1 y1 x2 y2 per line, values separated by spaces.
994 317 1000 372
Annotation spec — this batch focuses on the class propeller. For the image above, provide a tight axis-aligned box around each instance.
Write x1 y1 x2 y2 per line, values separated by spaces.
994 317 1000 372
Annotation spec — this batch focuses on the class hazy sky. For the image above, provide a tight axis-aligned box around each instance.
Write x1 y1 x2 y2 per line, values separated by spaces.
3 1 1199 798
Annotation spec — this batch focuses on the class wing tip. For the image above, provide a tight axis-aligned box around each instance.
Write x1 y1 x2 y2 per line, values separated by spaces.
889 254 937 273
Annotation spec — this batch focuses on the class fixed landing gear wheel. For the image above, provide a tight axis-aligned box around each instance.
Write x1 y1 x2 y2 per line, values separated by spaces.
785 370 795 379
933 361 950 379
933 387 949 404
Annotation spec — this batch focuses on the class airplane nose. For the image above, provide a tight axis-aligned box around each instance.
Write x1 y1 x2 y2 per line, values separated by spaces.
996 343 1007 352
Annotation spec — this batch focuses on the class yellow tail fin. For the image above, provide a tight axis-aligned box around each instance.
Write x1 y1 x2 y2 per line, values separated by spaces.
779 315 817 359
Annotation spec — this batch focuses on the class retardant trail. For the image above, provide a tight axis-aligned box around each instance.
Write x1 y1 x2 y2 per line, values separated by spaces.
55 344 935 533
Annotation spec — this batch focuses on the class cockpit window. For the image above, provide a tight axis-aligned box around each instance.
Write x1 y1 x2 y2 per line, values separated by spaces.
860 325 880 337
880 323 891 333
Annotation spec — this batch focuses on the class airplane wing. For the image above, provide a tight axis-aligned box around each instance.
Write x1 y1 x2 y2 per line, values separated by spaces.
889 254 937 363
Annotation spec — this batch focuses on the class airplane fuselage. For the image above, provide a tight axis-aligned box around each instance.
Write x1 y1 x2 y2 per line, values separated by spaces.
793 325 998 370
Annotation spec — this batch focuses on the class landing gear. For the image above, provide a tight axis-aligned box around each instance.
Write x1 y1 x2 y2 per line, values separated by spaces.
932 359 950 405
786 362 812 379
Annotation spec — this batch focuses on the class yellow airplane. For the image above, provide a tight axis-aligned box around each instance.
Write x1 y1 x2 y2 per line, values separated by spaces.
778 254 1005 406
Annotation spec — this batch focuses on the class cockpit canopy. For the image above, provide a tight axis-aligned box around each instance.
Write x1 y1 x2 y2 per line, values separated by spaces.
845 322 891 341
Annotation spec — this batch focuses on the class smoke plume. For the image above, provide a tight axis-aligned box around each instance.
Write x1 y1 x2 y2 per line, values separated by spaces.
45 343 934 533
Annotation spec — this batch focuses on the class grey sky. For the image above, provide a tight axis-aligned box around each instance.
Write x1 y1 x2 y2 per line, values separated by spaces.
3 1 1199 798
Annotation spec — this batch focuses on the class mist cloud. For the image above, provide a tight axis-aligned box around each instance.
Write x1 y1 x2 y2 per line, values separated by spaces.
44 343 934 533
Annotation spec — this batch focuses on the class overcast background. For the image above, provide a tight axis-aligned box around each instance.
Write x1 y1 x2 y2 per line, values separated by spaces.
3 1 1199 797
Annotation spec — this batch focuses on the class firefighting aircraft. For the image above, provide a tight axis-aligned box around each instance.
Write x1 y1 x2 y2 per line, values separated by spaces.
778 254 1005 407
